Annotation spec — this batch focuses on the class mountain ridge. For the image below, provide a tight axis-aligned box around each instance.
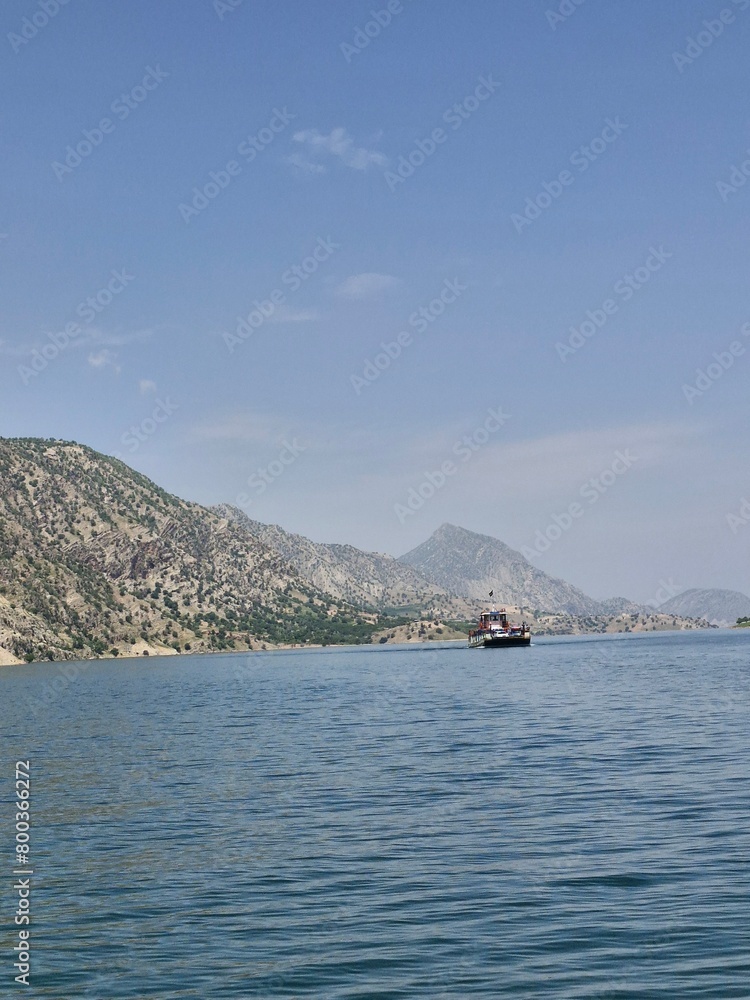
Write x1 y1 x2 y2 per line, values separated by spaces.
398 522 642 616
658 588 750 626
0 438 383 663
213 505 473 616
0 439 717 664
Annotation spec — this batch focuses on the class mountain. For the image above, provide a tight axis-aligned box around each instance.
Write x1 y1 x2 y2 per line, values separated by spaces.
213 505 471 616
658 588 750 626
0 438 382 664
398 523 640 616
0 439 713 666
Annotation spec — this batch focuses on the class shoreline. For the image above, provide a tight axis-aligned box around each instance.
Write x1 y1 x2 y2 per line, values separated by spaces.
2 627 747 669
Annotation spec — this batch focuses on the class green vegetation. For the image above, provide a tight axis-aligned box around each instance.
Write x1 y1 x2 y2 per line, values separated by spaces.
380 603 435 618
444 619 472 635
0 436 415 662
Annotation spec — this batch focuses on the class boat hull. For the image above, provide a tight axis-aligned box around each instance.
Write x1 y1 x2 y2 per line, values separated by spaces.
468 632 531 648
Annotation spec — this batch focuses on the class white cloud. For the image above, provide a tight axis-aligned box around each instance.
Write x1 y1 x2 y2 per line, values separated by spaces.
139 379 157 394
88 349 121 372
335 272 400 299
285 153 326 175
290 128 387 172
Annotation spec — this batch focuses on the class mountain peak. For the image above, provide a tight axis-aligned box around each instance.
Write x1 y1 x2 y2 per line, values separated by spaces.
399 523 608 614
215 505 463 613
659 588 750 625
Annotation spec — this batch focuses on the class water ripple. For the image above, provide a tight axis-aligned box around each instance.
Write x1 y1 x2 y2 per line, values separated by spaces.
1 629 749 997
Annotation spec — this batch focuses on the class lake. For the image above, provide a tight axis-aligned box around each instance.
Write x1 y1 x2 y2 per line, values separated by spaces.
1 629 749 998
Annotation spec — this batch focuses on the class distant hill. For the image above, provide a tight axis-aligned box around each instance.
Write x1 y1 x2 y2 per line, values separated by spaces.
214 505 472 616
658 588 750 626
0 438 382 663
398 523 641 616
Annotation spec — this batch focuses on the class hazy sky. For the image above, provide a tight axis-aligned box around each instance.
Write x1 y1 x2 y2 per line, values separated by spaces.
2 0 750 603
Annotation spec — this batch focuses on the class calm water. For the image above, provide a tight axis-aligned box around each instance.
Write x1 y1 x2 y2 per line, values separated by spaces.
1 630 749 998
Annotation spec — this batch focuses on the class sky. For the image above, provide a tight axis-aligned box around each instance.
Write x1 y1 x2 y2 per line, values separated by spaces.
2 0 750 604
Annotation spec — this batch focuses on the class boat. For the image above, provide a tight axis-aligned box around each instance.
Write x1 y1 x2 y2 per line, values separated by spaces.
468 604 531 648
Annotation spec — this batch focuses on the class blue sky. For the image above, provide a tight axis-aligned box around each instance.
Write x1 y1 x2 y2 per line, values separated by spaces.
2 0 750 603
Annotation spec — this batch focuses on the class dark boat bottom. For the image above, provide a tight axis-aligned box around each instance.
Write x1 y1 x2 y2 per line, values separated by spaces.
481 638 531 647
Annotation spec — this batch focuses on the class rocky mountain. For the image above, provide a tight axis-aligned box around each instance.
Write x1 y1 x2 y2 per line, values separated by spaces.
0 439 713 666
214 505 472 616
658 588 750 627
399 523 641 616
214 512 712 635
0 438 383 664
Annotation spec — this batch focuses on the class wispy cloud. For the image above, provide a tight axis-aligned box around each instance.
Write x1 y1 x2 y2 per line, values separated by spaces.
139 378 157 394
0 325 154 359
289 127 387 173
89 328 153 348
0 338 30 358
335 272 400 299
398 419 704 501
189 412 291 445
269 305 320 324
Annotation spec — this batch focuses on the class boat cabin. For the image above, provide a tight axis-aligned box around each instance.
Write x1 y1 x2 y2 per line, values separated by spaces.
479 610 509 631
